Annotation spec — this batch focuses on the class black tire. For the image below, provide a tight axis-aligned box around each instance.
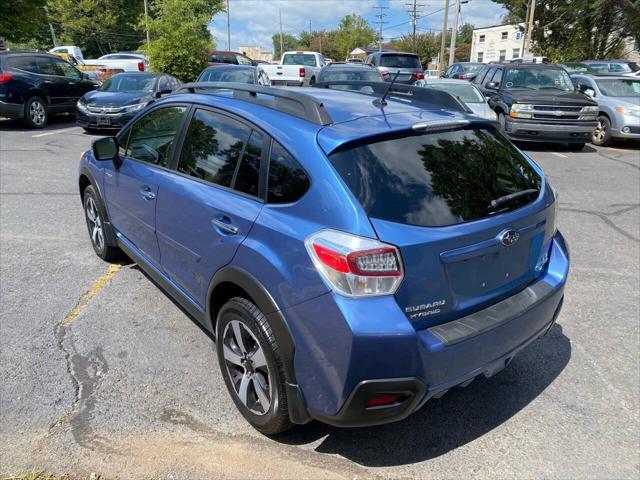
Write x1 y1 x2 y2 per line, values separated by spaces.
497 112 506 132
23 96 48 129
309 76 315 86
83 185 121 261
216 297 293 435
592 115 612 146
568 142 586 152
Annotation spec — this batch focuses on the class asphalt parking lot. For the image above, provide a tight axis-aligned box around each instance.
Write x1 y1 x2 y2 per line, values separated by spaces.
1 115 639 479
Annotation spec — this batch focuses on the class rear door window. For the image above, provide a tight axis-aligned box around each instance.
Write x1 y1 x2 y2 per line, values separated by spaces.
7 55 39 73
329 128 541 227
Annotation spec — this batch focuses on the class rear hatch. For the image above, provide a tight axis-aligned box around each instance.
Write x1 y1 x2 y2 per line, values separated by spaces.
378 53 422 84
328 125 557 330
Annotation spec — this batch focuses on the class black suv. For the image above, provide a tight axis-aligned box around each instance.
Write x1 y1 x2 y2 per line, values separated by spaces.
472 63 598 149
0 51 97 128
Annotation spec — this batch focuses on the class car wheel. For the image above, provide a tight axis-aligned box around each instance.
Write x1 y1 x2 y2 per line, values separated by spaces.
216 297 293 435
567 143 586 151
309 76 315 86
24 97 48 129
592 116 612 146
497 112 506 131
83 185 121 261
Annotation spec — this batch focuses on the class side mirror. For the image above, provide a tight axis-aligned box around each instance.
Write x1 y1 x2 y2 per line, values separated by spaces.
92 137 120 166
486 81 499 89
156 88 172 98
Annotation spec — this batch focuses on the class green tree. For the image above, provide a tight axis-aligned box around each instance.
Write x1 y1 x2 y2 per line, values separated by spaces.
388 32 440 67
47 0 145 58
272 33 298 59
457 23 474 44
492 0 638 60
333 14 375 60
143 0 223 82
0 0 47 44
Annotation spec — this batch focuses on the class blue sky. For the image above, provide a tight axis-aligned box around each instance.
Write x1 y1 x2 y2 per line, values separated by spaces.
208 0 507 52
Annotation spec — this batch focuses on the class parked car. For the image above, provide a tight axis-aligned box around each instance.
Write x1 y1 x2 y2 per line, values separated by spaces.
571 74 640 145
364 51 424 83
0 51 97 128
346 57 364 64
261 51 326 86
78 81 568 434
510 57 550 64
472 62 598 149
83 52 148 72
421 78 497 121
76 72 180 131
317 63 384 83
423 69 439 79
441 62 485 81
49 45 84 60
207 50 255 67
559 62 595 74
582 60 639 76
197 65 270 85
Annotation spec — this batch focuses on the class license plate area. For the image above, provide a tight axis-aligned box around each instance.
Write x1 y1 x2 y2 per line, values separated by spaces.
97 116 111 126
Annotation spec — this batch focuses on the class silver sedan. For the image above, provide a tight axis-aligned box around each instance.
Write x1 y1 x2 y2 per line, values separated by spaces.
417 78 497 121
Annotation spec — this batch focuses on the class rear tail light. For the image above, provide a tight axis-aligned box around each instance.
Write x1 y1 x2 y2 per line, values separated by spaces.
414 72 425 79
138 61 145 72
460 73 468 79
299 67 306 78
0 73 13 84
381 70 389 78
305 229 403 297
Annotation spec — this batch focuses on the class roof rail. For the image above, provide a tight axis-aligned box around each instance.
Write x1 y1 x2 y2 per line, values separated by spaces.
312 81 472 114
174 82 333 125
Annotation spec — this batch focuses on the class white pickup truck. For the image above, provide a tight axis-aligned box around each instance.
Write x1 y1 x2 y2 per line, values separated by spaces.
261 51 326 86
50 47 148 72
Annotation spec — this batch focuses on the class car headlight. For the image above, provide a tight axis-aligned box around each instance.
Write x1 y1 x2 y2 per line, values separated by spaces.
581 105 599 113
615 106 640 117
510 103 534 119
123 102 148 113
76 100 89 113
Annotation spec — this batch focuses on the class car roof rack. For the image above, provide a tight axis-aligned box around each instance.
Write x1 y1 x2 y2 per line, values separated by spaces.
174 82 333 125
312 81 472 114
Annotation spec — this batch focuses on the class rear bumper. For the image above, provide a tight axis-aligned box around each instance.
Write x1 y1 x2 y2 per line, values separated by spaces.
505 118 596 143
271 80 304 87
284 231 569 427
0 101 24 120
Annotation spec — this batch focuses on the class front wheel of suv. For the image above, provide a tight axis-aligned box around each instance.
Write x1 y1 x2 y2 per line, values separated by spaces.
24 96 48 129
216 297 293 435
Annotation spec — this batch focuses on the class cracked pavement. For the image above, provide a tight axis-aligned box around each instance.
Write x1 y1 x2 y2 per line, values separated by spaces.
1 117 638 479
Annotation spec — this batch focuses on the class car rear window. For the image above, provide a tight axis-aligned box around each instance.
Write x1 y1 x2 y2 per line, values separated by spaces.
379 54 421 69
282 54 317 66
329 128 541 227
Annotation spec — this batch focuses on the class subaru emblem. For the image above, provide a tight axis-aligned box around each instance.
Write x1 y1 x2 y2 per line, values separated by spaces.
499 229 520 247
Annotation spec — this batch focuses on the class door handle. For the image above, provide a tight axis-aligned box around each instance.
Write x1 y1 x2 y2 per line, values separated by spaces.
140 186 156 200
212 217 239 235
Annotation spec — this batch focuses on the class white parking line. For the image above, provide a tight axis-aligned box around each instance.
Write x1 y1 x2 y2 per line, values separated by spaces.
32 127 78 138
550 152 568 158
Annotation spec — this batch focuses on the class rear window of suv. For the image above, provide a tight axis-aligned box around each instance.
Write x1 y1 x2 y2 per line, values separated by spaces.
379 54 421 69
329 128 541 227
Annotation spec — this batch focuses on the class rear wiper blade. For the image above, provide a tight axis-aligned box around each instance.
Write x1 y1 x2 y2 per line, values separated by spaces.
489 189 539 210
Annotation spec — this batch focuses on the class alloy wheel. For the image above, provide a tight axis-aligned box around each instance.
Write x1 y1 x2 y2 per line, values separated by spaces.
29 100 46 127
593 119 607 143
222 319 272 415
85 196 104 252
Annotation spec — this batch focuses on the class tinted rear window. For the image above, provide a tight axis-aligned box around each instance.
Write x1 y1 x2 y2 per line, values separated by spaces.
329 128 541 227
282 54 317 66
379 54 421 69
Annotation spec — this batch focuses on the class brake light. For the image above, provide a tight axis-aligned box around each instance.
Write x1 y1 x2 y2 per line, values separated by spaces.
299 67 305 78
381 70 390 78
414 72 425 79
138 61 144 72
305 229 403 297
0 73 13 84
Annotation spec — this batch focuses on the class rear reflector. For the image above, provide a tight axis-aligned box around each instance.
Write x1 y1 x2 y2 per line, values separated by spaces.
0 73 13 84
366 394 402 408
137 61 144 72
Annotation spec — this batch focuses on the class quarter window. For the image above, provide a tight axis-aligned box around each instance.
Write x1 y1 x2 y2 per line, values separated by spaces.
234 130 263 196
177 109 251 188
125 106 186 167
267 142 309 204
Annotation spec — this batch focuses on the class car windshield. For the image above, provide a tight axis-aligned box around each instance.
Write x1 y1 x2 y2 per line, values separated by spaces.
595 78 640 97
329 128 541 227
504 67 574 91
379 54 421 69
199 68 255 83
426 83 484 103
100 74 156 92
320 69 381 82
462 64 483 73
282 54 316 66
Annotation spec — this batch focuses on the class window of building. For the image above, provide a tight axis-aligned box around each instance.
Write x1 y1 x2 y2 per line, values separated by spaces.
499 50 507 62
477 52 484 63
479 35 485 43
512 48 520 59
501 31 508 40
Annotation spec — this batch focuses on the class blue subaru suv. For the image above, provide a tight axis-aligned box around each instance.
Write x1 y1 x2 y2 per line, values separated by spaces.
78 81 569 434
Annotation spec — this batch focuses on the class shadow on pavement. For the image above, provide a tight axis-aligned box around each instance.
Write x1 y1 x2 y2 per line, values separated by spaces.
0 113 76 132
518 142 598 154
275 323 571 466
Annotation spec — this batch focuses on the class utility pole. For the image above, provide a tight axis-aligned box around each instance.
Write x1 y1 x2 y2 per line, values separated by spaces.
309 20 312 36
279 10 283 59
448 0 468 65
226 0 231 51
438 0 450 73
523 0 536 55
374 5 389 52
406 0 425 53
143 0 150 49
43 6 58 47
